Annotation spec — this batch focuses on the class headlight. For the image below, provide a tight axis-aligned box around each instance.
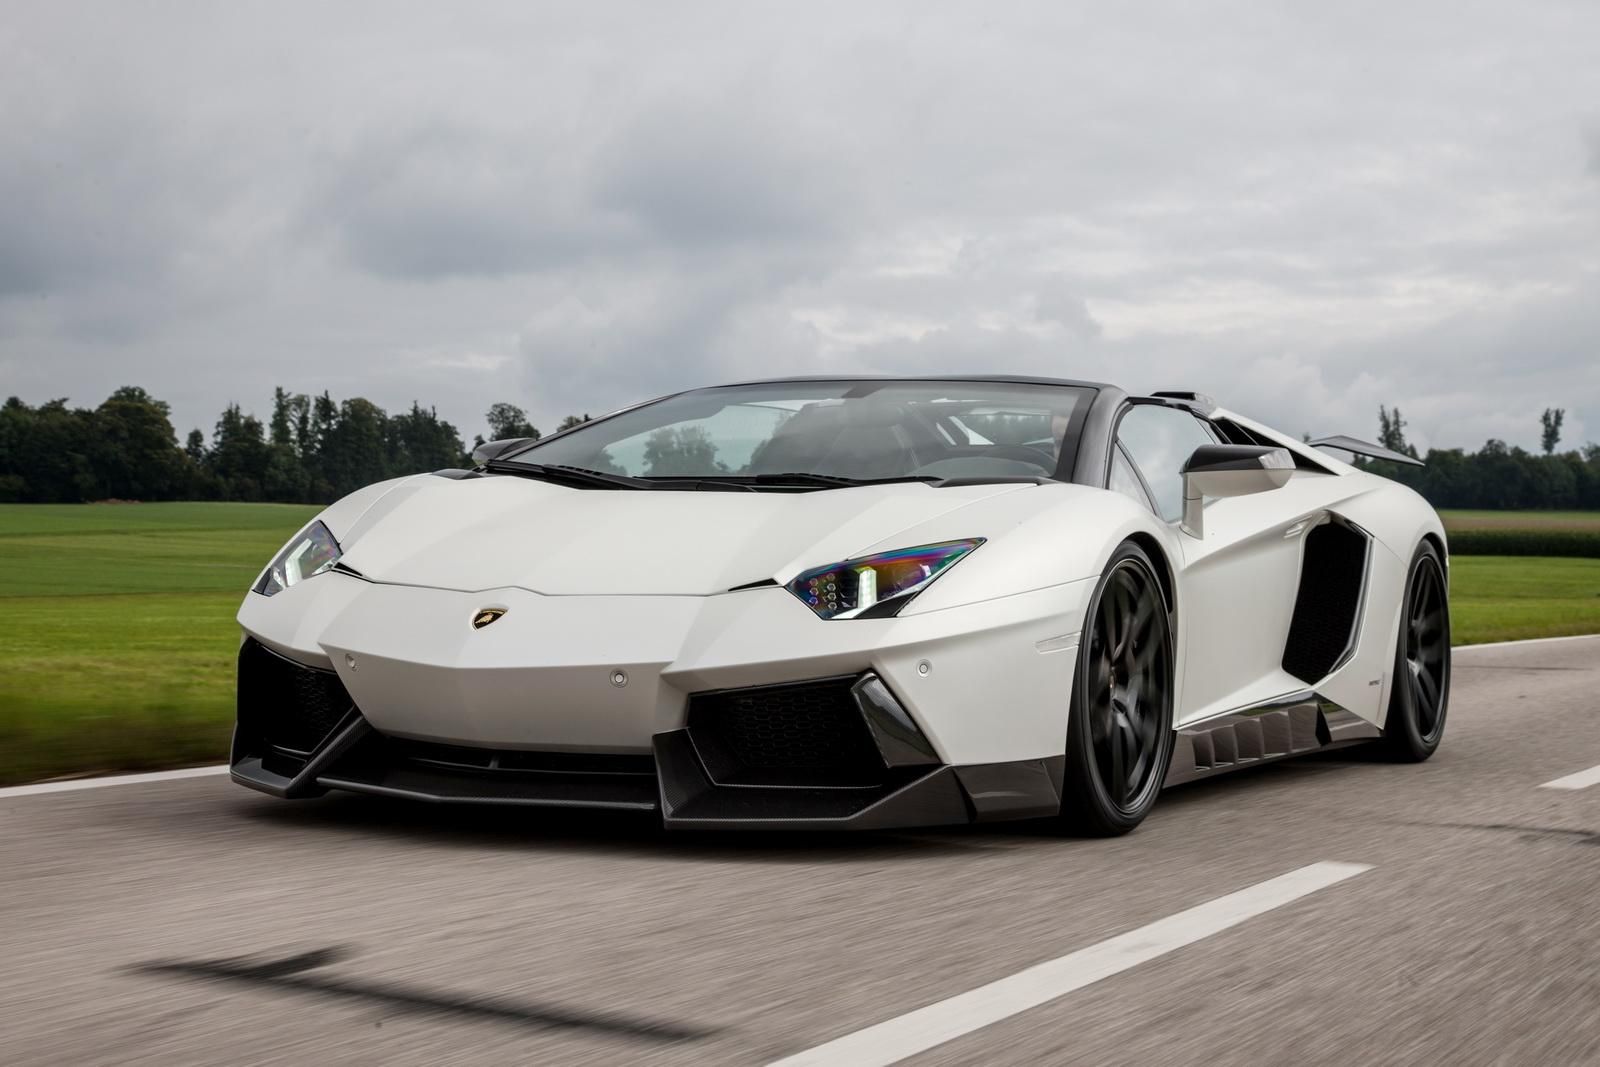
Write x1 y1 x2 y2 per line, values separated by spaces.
787 539 984 620
254 521 342 596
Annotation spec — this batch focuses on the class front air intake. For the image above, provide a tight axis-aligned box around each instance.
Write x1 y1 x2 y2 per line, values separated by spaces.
685 675 888 787
236 638 356 756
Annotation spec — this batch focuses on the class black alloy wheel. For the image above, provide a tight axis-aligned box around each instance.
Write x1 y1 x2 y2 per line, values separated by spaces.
1060 541 1175 835
1382 541 1451 760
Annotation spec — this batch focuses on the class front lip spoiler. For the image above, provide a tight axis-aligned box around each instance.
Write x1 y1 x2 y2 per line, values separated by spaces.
229 711 370 800
230 716 1067 830
311 773 659 812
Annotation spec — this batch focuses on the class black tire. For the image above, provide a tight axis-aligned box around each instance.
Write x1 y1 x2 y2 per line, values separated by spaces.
1058 540 1176 836
1380 540 1451 761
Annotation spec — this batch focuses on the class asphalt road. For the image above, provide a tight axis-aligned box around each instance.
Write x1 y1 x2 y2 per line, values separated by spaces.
4 636 1599 1066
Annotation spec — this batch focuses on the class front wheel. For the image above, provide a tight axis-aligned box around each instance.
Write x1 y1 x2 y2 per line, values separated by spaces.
1058 541 1176 836
1380 540 1451 761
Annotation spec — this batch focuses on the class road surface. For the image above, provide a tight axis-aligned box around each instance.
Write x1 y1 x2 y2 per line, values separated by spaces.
3 636 1599 1065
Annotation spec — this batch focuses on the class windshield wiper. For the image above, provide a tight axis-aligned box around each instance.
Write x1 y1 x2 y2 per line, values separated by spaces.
745 473 944 488
634 472 946 491
488 463 758 492
484 462 650 490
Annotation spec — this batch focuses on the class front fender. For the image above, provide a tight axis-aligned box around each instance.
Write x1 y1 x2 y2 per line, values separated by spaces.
857 483 1172 616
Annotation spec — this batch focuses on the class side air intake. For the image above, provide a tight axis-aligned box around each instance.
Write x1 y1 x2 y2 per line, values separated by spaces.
1282 518 1371 684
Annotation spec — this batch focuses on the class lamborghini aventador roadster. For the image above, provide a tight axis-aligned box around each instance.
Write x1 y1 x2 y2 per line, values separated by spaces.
232 377 1449 834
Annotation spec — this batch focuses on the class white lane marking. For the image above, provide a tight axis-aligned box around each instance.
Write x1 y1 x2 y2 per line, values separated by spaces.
1540 764 1600 791
767 861 1372 1067
0 764 227 799
1454 633 1600 652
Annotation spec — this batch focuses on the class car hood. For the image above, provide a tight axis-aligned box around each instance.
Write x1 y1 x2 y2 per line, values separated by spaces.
335 474 1033 596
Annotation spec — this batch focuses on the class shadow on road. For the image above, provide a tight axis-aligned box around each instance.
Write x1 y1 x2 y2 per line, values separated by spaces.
129 945 715 1042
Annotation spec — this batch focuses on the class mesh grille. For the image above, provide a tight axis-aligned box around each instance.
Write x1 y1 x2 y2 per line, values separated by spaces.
1282 522 1369 683
237 639 354 754
686 676 886 787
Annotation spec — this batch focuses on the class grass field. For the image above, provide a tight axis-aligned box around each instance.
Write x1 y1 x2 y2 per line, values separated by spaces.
2 503 1599 786
1441 509 1600 531
0 503 317 785
1449 556 1600 643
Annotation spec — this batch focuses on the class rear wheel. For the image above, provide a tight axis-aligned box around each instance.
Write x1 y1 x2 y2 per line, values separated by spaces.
1058 541 1175 836
1381 540 1450 761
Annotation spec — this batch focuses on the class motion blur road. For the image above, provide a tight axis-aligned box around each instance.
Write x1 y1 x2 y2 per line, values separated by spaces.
4 636 1599 1066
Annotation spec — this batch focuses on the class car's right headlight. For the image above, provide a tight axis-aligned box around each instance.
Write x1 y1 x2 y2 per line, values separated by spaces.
253 521 342 596
786 539 984 620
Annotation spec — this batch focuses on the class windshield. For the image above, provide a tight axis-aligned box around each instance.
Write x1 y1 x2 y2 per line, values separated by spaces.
501 380 1094 483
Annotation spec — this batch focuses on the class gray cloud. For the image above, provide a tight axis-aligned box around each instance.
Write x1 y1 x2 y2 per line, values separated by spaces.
0 1 1596 453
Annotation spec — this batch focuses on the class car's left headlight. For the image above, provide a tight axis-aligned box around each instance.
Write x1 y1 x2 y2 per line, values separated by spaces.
787 539 984 620
254 520 342 596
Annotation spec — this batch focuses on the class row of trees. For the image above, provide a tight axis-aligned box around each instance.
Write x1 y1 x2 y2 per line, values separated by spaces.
1362 406 1600 510
0 387 587 504
2 388 1597 509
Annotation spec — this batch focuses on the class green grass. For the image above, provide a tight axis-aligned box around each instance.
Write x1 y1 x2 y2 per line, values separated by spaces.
1449 556 1600 645
0 503 317 785
1 502 1598 786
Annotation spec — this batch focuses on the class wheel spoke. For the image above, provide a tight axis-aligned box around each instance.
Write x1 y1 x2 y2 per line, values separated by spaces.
1130 634 1162 679
1415 663 1440 730
1108 707 1127 805
1090 685 1113 743
1113 585 1139 659
1129 592 1156 649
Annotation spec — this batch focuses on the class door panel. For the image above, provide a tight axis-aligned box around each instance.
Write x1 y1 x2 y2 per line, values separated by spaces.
1174 495 1305 724
1172 472 1363 725
1109 404 1376 726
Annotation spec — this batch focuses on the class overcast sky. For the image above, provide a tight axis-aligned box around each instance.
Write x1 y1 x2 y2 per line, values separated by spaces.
2 1 1596 452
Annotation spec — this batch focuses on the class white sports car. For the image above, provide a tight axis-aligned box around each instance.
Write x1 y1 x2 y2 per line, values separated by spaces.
233 377 1449 834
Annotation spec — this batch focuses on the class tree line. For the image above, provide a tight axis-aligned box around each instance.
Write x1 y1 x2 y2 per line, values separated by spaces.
1357 405 1600 510
1 387 1596 509
0 387 590 504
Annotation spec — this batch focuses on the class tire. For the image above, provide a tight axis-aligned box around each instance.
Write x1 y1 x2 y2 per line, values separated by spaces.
1380 540 1451 761
1058 540 1176 836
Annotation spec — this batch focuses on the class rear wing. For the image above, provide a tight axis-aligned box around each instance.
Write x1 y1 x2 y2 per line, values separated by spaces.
1308 435 1424 467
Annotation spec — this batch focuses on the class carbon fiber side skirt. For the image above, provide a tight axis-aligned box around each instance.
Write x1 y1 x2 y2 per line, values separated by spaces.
1163 690 1381 788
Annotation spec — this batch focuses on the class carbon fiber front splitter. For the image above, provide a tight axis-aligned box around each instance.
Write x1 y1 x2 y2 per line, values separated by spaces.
230 715 1067 830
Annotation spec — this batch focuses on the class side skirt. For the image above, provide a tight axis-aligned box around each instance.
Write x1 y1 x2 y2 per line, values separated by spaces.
1162 690 1381 788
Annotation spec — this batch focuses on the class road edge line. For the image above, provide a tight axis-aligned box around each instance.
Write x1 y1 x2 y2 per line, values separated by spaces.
1454 632 1600 652
0 764 228 800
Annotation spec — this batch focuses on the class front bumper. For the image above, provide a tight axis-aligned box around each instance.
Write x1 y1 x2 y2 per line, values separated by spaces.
232 573 1087 829
231 638 1067 829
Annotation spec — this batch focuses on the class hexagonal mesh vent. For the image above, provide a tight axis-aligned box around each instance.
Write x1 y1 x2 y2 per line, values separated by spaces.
237 638 355 755
686 676 886 787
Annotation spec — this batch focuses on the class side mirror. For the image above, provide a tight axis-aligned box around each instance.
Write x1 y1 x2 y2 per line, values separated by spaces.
1179 444 1294 537
471 437 535 467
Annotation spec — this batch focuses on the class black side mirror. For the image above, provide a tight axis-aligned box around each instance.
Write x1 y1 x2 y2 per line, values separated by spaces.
472 437 535 466
1178 444 1294 537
